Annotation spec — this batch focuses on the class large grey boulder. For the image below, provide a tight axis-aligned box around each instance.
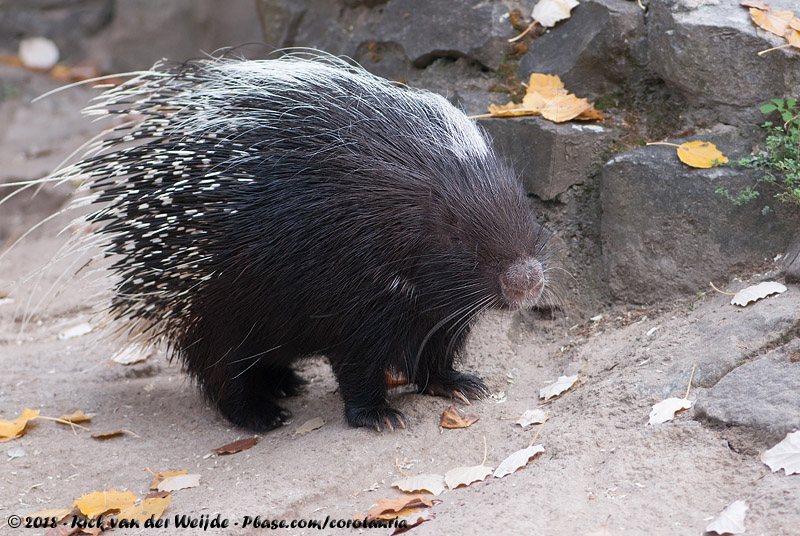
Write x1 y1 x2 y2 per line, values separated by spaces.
601 127 800 303
648 0 800 130
257 0 515 73
479 117 618 201
693 340 800 448
519 0 647 98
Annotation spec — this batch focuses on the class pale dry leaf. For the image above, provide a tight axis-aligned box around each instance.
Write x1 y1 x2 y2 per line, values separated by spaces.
517 408 548 427
648 397 692 425
740 0 769 8
58 322 93 340
730 281 787 306
150 470 187 490
157 473 200 492
392 474 446 496
532 0 580 28
493 445 545 478
58 410 91 424
112 345 152 365
705 500 748 535
444 464 493 489
539 374 579 400
19 37 60 70
295 417 325 435
761 430 800 475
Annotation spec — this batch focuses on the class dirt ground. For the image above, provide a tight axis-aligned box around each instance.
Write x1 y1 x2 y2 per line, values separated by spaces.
1 68 799 536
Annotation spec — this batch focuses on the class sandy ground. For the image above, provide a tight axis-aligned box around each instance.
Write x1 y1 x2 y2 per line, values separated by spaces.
1 67 799 536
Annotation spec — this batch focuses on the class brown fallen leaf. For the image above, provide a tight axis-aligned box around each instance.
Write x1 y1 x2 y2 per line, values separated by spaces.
0 408 40 440
440 405 479 429
213 437 257 454
73 490 138 519
58 410 91 424
150 470 188 490
392 512 434 534
366 496 436 520
90 430 125 440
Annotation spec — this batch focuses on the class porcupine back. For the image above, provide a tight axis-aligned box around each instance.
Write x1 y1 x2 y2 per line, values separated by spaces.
44 53 547 431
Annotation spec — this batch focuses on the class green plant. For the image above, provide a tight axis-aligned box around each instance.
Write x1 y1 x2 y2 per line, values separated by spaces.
716 98 800 207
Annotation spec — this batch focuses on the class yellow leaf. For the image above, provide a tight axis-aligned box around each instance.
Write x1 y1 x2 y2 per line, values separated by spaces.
791 16 800 31
0 408 40 439
750 7 795 37
487 102 537 117
150 470 187 490
118 495 171 524
576 106 605 120
526 73 564 98
73 490 138 519
676 141 729 168
787 28 800 48
541 93 593 122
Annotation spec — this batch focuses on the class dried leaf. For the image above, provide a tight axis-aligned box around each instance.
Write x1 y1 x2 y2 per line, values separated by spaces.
648 397 692 425
444 464 493 489
392 512 434 534
157 473 200 492
487 101 537 117
118 495 171 524
494 445 545 478
295 417 325 435
392 474 446 496
516 409 548 427
730 281 787 306
91 430 124 440
58 410 91 424
150 470 187 490
541 93 593 123
676 141 728 168
440 406 479 428
366 496 435 520
539 374 579 400
740 0 769 8
213 437 257 454
705 500 748 535
58 322 93 340
761 430 800 475
73 490 138 519
26 509 73 522
750 7 795 37
532 0 580 28
19 37 59 70
112 345 151 365
0 408 40 439
576 106 605 120
787 28 800 48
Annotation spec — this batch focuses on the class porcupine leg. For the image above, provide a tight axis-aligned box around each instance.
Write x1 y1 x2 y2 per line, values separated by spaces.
332 351 406 432
254 366 308 398
414 326 489 404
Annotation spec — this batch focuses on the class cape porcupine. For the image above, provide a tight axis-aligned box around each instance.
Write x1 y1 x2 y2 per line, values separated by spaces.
33 52 547 432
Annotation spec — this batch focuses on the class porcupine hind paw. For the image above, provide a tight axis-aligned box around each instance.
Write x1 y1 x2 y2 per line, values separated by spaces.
345 405 406 432
422 371 489 404
217 395 293 432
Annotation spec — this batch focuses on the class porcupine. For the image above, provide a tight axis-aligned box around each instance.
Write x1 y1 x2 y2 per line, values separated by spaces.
35 52 547 432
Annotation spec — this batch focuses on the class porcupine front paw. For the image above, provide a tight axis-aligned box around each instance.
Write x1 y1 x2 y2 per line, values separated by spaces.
345 405 406 432
422 371 489 404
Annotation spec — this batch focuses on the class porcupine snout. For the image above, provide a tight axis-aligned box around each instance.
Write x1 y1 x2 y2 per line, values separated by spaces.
499 257 545 309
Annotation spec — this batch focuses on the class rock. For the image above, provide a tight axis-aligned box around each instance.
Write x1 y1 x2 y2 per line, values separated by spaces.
256 0 513 75
601 125 800 303
519 0 647 98
647 0 800 129
783 239 800 284
693 340 800 448
478 117 618 201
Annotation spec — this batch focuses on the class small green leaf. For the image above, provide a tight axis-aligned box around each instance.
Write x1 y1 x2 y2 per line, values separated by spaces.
760 103 778 114
786 98 797 109
771 98 784 107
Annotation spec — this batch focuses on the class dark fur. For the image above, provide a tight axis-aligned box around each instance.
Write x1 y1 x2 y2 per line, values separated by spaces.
66 55 545 431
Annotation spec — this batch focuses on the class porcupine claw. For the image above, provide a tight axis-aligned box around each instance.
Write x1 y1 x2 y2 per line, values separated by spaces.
452 390 471 405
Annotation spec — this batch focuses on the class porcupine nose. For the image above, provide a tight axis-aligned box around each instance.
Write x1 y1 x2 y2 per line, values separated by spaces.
499 257 545 309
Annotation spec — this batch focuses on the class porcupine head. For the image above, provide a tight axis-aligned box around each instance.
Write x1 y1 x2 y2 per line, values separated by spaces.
30 53 547 432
